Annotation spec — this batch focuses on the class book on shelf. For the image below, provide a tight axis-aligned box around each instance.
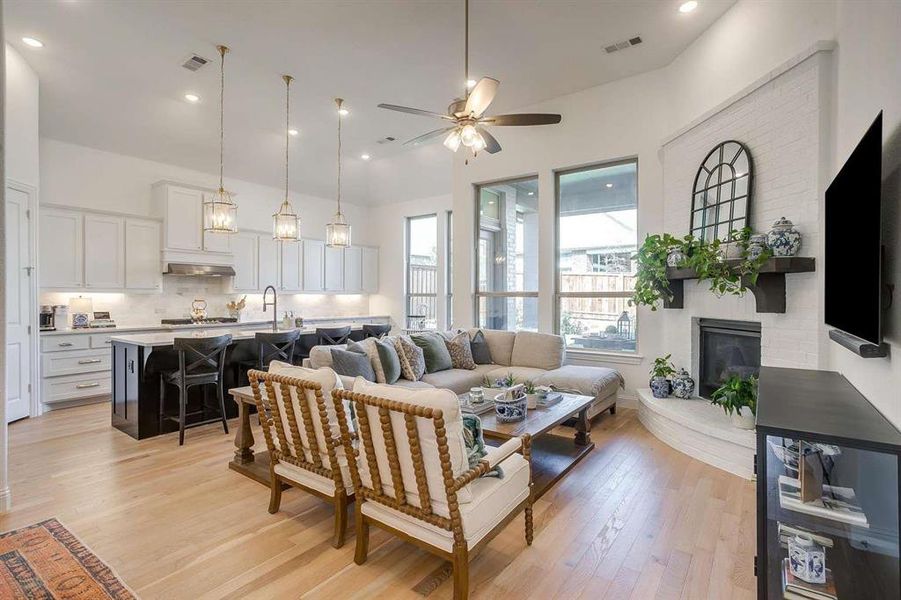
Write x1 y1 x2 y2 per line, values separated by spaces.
459 398 496 416
777 522 834 549
781 558 837 600
778 475 869 528
537 392 563 408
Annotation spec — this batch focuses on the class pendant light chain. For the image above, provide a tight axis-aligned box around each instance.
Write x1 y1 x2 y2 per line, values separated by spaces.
336 98 343 216
284 75 292 205
218 45 227 192
464 0 469 100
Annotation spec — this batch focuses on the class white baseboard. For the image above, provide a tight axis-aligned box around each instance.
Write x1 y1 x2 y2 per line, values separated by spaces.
617 393 638 410
0 487 11 512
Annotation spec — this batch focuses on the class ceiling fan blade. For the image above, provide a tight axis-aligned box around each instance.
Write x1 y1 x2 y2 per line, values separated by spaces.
464 77 499 118
482 113 562 126
476 126 502 154
377 103 455 121
404 126 457 146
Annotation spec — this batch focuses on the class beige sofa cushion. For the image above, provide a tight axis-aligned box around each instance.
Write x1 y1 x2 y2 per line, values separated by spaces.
485 366 548 384
534 365 624 400
468 328 516 366
421 368 486 395
510 331 564 371
308 344 338 369
351 379 473 515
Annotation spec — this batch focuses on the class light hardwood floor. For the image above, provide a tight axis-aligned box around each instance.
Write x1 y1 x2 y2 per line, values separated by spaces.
1 402 756 599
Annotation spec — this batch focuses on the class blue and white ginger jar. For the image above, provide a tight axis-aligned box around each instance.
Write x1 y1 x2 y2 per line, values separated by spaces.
747 234 768 260
649 376 670 399
766 217 801 257
671 369 695 399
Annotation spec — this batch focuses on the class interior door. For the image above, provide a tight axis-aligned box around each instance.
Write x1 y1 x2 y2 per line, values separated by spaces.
6 185 33 422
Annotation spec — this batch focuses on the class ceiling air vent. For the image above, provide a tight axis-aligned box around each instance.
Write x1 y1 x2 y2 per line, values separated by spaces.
605 35 642 54
376 136 397 145
181 54 211 71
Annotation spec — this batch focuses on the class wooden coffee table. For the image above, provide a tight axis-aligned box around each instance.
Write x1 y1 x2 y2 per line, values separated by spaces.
467 392 596 499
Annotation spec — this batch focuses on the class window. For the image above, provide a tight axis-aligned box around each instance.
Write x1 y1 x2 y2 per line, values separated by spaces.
556 160 638 352
445 210 454 327
474 177 538 331
406 214 438 330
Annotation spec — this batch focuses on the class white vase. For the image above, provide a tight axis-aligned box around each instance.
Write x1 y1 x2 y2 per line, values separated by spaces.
730 407 756 429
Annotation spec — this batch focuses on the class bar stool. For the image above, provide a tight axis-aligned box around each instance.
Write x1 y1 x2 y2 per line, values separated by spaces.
236 330 301 386
362 323 391 339
159 334 231 446
316 326 352 346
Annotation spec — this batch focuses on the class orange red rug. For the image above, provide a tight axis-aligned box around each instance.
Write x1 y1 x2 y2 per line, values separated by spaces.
0 518 135 599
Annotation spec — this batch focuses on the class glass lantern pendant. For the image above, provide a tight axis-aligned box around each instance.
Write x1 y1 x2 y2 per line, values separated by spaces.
273 75 300 241
326 98 352 248
203 45 238 234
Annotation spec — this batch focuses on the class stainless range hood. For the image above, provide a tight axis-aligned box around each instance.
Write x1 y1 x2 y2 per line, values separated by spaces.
163 263 236 277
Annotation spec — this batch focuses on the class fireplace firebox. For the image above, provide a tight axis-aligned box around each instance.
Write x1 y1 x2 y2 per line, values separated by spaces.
697 318 761 398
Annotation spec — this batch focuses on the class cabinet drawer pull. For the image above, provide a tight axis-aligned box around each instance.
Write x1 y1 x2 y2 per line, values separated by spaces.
78 359 102 364
75 382 101 389
104 340 112 344
59 342 74 347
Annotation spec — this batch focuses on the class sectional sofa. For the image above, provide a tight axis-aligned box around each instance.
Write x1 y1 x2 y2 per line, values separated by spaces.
305 328 623 420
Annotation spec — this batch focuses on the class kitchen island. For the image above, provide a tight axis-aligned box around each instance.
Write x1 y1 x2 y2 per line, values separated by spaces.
110 324 368 440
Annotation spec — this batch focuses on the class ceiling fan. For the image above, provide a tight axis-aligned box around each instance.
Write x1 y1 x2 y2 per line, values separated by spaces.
377 0 562 156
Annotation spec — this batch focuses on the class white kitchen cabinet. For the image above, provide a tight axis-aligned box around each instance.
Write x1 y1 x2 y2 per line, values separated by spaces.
124 218 161 290
324 245 344 291
362 247 379 293
258 236 279 290
279 241 302 291
40 208 84 288
203 230 231 254
302 239 325 291
160 185 203 251
231 232 259 291
84 214 125 289
344 247 362 292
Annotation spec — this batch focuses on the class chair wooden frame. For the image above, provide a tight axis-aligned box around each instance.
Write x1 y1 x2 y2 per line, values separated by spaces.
248 369 354 548
332 388 534 600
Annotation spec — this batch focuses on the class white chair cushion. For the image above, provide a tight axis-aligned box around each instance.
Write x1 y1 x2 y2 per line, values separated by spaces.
351 379 473 515
274 461 354 495
361 452 530 551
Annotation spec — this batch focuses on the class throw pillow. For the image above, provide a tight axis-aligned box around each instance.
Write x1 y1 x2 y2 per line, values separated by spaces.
394 336 426 381
411 332 453 373
330 347 375 381
375 338 401 384
347 338 386 384
462 414 503 479
470 330 493 364
445 332 476 370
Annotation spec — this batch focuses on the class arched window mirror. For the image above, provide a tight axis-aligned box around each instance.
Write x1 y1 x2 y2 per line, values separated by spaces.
689 141 753 241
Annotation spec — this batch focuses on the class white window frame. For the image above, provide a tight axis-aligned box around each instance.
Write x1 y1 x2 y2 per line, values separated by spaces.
405 213 439 331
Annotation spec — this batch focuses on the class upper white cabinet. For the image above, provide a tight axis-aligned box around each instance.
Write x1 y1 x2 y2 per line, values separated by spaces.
231 232 259 291
362 247 379 293
40 208 83 288
324 245 344 291
84 214 125 289
258 236 279 290
344 247 362 293
302 239 325 291
159 184 203 251
125 219 161 290
204 230 231 254
279 241 302 291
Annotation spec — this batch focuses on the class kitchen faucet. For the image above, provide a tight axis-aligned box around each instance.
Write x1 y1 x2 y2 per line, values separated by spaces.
262 285 278 331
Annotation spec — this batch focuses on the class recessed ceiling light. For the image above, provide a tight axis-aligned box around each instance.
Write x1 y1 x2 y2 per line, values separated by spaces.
184 93 200 103
361 153 371 160
466 79 477 89
288 128 299 136
338 107 349 116
679 1 698 13
22 37 44 48
606 183 614 188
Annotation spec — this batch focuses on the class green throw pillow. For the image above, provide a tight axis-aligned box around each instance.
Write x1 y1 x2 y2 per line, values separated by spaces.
375 339 401 384
411 332 453 373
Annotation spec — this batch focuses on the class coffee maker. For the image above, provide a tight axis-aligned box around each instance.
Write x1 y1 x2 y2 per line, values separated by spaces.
40 305 55 331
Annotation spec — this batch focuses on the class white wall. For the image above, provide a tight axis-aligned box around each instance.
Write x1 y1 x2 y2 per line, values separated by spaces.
825 0 901 426
5 45 39 187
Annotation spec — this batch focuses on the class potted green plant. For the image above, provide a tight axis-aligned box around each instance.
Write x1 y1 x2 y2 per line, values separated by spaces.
649 354 676 398
710 375 758 429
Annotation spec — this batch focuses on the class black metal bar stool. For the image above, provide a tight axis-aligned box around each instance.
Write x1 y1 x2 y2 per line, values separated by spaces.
316 326 352 346
236 330 301 386
362 323 391 339
159 334 232 446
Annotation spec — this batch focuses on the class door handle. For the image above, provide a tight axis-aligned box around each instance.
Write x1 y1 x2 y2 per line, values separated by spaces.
59 342 74 347
75 382 101 389
129 360 135 374
78 359 102 364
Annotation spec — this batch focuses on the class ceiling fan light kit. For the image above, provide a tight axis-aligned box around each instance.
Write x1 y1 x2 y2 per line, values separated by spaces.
377 0 562 157
273 74 300 241
203 44 238 234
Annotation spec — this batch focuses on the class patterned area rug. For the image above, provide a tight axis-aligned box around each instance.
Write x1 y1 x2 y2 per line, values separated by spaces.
0 518 135 599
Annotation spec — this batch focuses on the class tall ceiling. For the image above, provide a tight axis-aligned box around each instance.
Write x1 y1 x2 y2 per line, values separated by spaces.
5 0 735 205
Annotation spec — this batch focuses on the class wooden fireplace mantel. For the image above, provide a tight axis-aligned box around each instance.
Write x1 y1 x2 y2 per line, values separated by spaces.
663 256 816 313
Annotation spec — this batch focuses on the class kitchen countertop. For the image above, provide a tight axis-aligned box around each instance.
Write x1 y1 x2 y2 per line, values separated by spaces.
40 315 390 336
110 324 370 347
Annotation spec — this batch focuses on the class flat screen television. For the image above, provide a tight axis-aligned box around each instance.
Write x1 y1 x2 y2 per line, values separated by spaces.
825 111 883 345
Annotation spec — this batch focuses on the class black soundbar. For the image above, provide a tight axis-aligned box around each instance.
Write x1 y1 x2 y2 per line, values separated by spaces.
828 329 889 358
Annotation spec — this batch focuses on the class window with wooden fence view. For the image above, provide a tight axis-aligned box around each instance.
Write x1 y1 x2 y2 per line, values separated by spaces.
406 214 438 331
557 160 638 352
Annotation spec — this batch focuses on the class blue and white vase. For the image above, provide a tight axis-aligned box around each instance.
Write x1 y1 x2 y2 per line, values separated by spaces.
666 245 687 268
671 369 695 399
649 376 670 399
766 217 801 256
747 234 768 260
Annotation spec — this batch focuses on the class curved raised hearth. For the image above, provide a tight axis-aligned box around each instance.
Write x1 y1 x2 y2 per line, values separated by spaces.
637 389 755 479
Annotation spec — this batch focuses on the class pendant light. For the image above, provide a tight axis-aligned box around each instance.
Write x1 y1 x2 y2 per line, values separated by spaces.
326 98 351 248
203 45 238 233
273 75 300 241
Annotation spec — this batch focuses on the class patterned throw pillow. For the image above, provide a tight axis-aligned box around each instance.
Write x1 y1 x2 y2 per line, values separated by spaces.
394 335 426 381
445 332 476 370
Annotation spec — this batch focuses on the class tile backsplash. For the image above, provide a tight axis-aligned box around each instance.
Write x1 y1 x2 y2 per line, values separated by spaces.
40 276 371 327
